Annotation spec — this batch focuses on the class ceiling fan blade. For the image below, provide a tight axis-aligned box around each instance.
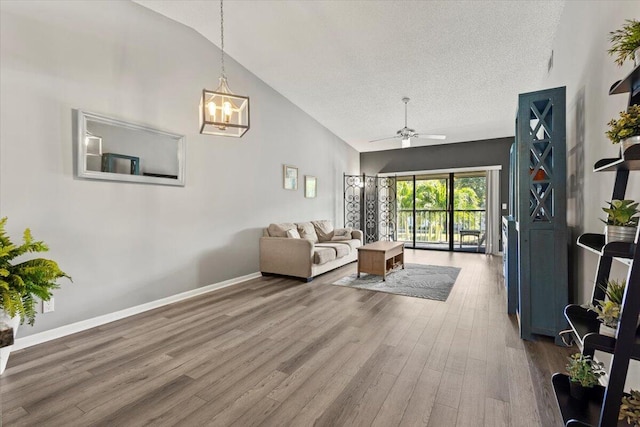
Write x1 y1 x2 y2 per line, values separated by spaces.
369 136 399 143
415 134 446 140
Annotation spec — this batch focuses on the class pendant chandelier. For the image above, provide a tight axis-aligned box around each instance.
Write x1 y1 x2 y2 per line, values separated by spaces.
199 0 250 137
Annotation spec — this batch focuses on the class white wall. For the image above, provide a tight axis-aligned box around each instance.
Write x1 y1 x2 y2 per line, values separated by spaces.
0 1 359 337
543 1 640 388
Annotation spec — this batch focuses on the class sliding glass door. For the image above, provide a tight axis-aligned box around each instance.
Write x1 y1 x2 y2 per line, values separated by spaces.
452 172 486 252
397 171 486 252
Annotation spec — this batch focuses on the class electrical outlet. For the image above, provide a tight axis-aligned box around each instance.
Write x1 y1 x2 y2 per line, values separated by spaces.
42 298 54 313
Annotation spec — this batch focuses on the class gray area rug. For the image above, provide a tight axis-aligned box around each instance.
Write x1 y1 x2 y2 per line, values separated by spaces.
332 263 461 301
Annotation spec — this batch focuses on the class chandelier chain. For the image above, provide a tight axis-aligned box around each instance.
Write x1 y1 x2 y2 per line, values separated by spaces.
220 0 225 78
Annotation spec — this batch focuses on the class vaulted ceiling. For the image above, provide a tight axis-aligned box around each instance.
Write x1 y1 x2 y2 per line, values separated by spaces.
135 0 565 152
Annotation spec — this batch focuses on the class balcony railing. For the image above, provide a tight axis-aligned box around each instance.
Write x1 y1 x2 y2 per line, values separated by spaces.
396 209 486 244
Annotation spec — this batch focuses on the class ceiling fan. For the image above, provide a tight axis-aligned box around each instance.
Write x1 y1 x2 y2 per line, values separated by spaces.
369 97 446 148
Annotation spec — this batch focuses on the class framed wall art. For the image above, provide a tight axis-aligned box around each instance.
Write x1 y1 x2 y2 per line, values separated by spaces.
283 165 298 190
305 175 317 198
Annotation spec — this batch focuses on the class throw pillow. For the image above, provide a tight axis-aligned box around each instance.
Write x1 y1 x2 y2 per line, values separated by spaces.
296 222 319 243
267 223 296 238
312 220 334 242
286 228 301 239
331 227 353 241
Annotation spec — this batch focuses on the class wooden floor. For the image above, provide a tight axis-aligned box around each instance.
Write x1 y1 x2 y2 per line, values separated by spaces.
0 250 572 426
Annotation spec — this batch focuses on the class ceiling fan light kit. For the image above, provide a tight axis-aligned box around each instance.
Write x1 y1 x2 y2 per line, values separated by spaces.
199 0 250 137
369 97 445 148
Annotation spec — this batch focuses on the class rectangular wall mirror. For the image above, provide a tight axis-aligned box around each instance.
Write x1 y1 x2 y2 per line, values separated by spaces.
76 110 186 186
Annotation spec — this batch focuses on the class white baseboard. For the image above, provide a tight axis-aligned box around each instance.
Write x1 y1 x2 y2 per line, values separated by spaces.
13 272 261 351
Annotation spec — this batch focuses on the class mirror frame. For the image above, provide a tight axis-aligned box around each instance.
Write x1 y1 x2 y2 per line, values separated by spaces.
76 110 186 186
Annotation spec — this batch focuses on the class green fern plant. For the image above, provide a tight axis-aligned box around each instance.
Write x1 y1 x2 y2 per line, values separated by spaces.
602 199 640 227
608 19 640 67
620 389 640 427
598 278 626 305
0 217 71 325
606 106 640 144
566 353 605 387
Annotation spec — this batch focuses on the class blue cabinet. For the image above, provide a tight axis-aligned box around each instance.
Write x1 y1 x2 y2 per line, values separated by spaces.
512 87 568 344
502 215 518 315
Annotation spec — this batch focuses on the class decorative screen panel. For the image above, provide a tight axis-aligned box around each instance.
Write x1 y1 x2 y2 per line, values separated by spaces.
364 176 378 243
343 174 397 244
377 177 396 241
343 175 362 230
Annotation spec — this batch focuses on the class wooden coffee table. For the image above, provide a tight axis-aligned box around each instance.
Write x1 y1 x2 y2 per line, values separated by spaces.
357 241 405 281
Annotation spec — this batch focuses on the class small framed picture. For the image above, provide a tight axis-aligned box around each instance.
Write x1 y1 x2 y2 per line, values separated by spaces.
283 165 298 190
305 175 317 198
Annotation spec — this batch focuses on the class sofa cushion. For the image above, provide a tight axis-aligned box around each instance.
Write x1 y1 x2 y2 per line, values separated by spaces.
313 247 336 265
286 228 301 239
316 242 350 259
267 223 297 238
296 222 319 243
312 220 334 242
331 239 362 252
331 227 353 241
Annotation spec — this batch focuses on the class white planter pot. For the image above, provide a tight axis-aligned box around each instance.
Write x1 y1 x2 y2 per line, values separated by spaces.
605 225 637 244
0 312 20 374
621 135 640 154
599 324 617 338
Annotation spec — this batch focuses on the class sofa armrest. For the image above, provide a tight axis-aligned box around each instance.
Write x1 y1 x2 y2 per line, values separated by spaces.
351 229 363 244
259 237 314 278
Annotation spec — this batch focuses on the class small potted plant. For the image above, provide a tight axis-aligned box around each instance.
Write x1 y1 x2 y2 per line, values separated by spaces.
606 105 640 153
589 300 621 337
599 278 626 306
587 279 628 337
0 217 71 373
608 19 640 67
566 353 605 400
620 389 640 426
601 199 639 243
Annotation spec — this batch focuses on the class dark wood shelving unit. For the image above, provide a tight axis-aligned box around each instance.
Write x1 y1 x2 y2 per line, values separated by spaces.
577 234 636 259
552 63 640 427
552 373 628 427
594 144 640 172
565 304 640 361
609 65 640 96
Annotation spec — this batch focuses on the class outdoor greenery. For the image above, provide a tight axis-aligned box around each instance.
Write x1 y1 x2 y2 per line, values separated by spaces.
0 217 71 325
601 199 640 227
566 353 605 388
608 19 640 67
606 105 640 144
620 389 640 427
396 176 486 244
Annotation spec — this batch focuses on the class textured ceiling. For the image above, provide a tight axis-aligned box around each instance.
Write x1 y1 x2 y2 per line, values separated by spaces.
134 0 565 152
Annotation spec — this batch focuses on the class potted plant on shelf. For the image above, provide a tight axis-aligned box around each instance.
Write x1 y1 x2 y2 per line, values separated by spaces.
601 199 639 243
620 389 640 427
600 278 626 306
566 353 605 400
587 278 626 337
606 105 640 153
589 299 621 337
0 217 71 373
608 19 640 67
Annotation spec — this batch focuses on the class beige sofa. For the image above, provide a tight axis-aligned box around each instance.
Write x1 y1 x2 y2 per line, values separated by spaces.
260 220 363 281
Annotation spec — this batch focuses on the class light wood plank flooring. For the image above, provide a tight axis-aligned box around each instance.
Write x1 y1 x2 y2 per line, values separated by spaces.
0 250 572 426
